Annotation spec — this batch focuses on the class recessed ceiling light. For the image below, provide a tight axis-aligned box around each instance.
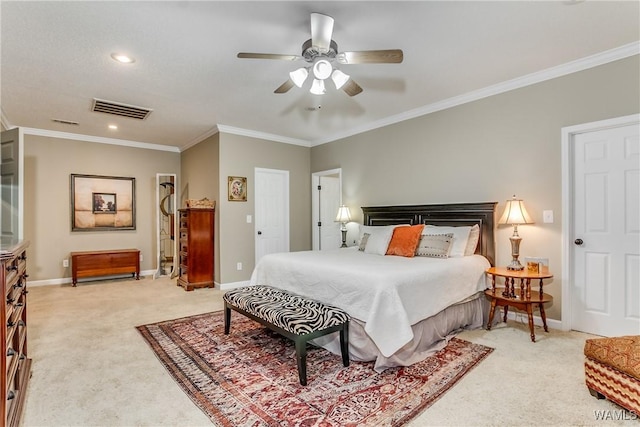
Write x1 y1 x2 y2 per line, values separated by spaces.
108 124 118 130
110 53 135 64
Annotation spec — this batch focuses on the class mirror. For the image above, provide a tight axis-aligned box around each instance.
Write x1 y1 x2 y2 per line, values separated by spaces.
155 173 178 278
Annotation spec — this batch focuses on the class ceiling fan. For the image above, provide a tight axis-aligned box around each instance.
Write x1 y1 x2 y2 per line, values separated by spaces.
237 13 403 97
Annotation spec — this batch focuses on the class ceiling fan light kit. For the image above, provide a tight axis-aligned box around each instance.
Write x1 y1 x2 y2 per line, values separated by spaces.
312 59 332 80
237 12 403 97
331 69 350 90
289 68 309 88
310 79 326 95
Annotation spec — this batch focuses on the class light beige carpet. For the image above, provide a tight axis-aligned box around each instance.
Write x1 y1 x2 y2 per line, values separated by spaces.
22 276 629 426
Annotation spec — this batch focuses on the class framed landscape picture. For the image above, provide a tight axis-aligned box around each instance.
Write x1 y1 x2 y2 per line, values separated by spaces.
71 174 136 231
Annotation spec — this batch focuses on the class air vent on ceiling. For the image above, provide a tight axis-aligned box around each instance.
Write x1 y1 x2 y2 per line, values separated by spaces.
91 98 152 120
52 119 79 125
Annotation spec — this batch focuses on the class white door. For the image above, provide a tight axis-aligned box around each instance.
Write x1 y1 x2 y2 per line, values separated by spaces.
570 121 640 336
1 128 21 240
311 169 342 250
255 168 289 264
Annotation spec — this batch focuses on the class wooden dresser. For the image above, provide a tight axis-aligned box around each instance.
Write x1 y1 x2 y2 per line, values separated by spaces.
1 240 31 427
177 208 215 291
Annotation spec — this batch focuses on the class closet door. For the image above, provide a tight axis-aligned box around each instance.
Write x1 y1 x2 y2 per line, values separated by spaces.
255 168 289 264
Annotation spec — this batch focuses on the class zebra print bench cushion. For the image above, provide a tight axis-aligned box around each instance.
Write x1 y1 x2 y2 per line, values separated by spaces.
223 286 350 336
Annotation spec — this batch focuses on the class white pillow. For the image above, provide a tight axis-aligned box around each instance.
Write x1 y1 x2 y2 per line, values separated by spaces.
358 225 403 256
464 224 480 256
416 233 454 258
423 225 472 258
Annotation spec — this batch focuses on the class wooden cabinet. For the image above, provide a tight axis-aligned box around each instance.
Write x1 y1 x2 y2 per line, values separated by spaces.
70 249 140 286
1 240 31 427
177 208 215 291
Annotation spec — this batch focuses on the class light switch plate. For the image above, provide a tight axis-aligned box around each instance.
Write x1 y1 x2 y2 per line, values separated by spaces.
543 210 554 223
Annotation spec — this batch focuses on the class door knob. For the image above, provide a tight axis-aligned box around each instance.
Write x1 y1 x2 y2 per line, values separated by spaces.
574 238 584 246
257 231 262 235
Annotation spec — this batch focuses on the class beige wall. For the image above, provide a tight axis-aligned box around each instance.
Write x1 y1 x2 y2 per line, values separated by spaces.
311 56 640 321
180 133 220 282
15 55 639 319
217 133 311 284
24 135 180 281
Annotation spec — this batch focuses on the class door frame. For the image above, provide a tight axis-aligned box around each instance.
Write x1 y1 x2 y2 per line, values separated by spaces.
311 168 342 251
0 127 24 240
560 113 640 331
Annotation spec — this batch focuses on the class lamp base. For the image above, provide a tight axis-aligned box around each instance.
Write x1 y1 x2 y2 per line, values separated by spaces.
506 259 524 271
340 229 347 248
507 232 524 270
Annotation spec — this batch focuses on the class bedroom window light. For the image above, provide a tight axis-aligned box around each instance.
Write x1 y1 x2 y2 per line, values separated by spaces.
498 195 534 270
335 205 352 248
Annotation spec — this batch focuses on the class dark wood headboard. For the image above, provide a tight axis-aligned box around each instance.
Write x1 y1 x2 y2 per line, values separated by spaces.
361 202 497 266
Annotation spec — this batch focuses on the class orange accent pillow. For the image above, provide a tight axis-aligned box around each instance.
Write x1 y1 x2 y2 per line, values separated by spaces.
386 224 425 257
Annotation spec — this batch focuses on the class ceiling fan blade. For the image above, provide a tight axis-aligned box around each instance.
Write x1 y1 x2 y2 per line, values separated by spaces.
310 13 334 51
274 79 295 94
337 49 404 64
237 52 299 61
342 79 363 97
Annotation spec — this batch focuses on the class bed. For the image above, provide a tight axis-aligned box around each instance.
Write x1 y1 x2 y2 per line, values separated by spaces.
249 202 497 371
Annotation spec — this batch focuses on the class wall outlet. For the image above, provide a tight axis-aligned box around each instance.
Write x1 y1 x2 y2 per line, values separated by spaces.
140 254 143 262
236 262 243 271
543 210 554 223
62 259 69 268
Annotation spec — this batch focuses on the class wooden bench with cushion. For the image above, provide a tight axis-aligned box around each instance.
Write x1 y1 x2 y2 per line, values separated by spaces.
584 335 640 414
223 285 350 386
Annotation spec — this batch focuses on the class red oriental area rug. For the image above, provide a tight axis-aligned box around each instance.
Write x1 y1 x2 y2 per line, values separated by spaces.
137 311 493 426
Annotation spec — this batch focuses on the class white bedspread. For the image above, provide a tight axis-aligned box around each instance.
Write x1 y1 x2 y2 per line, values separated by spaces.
249 248 490 357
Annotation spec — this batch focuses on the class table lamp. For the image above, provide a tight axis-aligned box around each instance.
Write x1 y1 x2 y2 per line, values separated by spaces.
335 205 351 248
498 195 534 270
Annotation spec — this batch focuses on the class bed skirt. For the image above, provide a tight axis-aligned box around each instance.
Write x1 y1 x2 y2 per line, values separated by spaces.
312 292 486 372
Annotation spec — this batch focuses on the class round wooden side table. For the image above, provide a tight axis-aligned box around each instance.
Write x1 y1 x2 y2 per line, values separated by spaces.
485 267 554 342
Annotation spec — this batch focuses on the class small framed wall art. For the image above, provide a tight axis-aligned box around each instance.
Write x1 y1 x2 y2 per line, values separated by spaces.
228 176 247 202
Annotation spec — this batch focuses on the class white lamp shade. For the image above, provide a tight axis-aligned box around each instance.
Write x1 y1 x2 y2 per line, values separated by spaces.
335 205 351 223
310 78 326 95
289 68 309 87
331 69 350 89
498 197 534 225
312 59 332 80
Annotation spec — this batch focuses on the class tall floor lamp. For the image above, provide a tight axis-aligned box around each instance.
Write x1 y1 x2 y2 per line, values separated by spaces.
335 205 351 248
498 195 534 270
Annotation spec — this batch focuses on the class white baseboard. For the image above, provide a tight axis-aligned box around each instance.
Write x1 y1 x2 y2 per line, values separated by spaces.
28 269 157 287
218 280 250 291
503 309 562 331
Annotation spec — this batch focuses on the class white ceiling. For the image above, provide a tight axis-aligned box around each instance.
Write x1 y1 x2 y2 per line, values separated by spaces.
1 1 638 150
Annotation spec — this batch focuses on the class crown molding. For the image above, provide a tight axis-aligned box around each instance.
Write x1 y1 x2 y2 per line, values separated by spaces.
180 125 221 152
20 127 180 152
216 124 311 147
309 41 640 146
0 108 13 131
